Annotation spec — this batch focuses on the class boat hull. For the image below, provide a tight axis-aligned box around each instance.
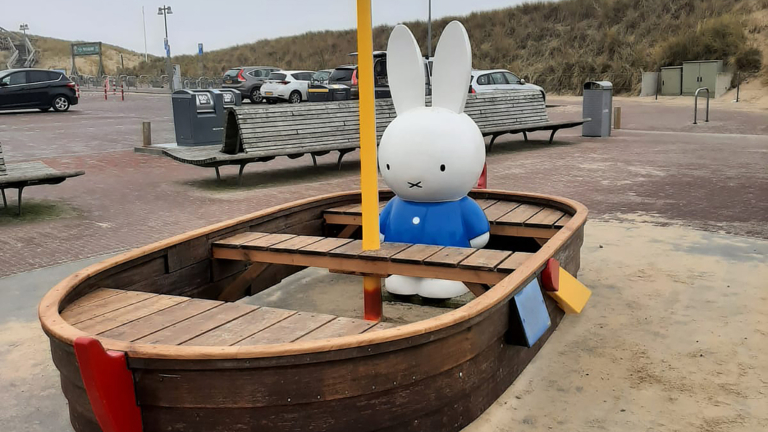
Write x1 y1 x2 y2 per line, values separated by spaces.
39 190 586 432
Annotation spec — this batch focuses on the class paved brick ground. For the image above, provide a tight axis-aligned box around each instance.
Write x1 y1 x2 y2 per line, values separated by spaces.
0 95 765 277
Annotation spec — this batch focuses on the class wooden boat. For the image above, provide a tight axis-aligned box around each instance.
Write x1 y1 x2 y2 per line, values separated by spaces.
39 189 587 432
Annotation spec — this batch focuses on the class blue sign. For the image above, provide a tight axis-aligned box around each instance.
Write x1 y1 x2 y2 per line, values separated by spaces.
511 279 551 347
198 43 203 56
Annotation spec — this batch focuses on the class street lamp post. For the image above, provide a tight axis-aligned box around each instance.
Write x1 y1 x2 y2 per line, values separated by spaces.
19 23 29 57
427 0 432 58
157 5 173 90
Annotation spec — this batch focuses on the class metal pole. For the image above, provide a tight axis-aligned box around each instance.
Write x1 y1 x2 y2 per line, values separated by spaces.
142 7 148 62
735 71 740 103
427 0 432 58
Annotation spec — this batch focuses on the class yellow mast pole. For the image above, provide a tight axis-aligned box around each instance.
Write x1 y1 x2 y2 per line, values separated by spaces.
356 0 382 321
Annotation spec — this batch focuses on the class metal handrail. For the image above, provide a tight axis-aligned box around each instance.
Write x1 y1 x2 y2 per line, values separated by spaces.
23 36 36 68
693 87 709 124
6 38 18 69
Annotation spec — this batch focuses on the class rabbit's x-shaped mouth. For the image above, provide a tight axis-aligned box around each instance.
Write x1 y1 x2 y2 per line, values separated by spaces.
408 181 422 189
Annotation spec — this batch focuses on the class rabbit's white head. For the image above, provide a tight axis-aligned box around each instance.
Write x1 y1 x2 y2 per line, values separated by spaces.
379 21 484 203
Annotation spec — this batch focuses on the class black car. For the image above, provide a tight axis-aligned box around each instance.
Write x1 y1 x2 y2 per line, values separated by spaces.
0 69 79 112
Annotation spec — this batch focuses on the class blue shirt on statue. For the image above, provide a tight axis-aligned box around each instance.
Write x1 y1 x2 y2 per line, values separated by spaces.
379 196 490 247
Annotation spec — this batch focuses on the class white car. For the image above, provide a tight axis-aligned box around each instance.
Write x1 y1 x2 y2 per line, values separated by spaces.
470 69 546 102
260 70 315 104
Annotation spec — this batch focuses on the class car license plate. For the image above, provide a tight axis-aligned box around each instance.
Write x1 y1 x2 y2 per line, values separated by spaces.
265 92 273 95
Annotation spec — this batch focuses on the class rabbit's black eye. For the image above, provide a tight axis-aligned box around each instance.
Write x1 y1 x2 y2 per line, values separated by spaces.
440 164 446 172
386 164 390 170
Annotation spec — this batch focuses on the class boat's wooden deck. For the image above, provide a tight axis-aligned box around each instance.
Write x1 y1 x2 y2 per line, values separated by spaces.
324 199 572 239
61 288 395 346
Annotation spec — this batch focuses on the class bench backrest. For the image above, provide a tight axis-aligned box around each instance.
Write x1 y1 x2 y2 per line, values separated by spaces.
0 144 6 176
224 90 547 155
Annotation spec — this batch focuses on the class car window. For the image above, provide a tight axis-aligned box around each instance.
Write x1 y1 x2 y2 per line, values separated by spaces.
1 72 27 85
476 74 491 85
295 72 311 81
504 72 520 84
269 73 287 81
329 68 354 82
490 72 507 84
224 69 241 78
28 71 52 83
48 71 63 81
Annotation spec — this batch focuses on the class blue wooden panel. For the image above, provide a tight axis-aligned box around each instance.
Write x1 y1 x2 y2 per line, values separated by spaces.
512 279 551 347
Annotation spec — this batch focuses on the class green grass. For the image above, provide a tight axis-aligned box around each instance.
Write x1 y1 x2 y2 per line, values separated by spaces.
124 0 766 94
0 199 80 225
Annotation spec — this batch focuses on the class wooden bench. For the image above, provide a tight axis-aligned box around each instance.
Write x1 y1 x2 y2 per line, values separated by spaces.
324 198 572 242
61 288 396 346
162 91 587 184
0 144 85 215
211 231 535 301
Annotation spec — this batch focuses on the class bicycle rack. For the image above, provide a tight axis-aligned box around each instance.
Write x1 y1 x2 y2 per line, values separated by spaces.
693 87 709 124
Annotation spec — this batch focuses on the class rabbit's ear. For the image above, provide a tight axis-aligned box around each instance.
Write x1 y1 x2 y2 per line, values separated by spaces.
432 21 472 114
386 24 425 115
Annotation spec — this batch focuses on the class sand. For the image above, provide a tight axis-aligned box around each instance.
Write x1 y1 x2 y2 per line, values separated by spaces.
2 219 766 432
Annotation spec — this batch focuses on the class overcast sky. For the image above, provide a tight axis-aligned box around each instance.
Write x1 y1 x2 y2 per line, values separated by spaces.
2 0 530 56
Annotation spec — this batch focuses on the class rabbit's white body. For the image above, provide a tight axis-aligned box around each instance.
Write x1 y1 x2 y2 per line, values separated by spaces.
379 21 490 299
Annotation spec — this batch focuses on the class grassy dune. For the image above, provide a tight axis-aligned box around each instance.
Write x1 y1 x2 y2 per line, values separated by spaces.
126 0 767 94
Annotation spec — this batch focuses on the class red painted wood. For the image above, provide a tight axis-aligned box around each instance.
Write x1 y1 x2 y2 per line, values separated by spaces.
363 276 382 321
540 258 560 292
477 163 488 189
74 337 142 432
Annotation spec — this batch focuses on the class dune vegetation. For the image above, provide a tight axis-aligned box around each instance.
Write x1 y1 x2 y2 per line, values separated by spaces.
125 0 767 94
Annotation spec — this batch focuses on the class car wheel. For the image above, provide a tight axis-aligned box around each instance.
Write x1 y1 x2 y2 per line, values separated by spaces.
289 91 301 104
39 107 51 112
52 95 70 112
250 88 262 103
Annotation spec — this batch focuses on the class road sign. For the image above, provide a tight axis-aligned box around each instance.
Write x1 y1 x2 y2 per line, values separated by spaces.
198 43 203 56
73 43 100 56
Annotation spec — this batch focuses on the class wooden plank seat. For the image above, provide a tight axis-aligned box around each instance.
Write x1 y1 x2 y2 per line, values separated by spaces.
324 198 572 240
161 91 587 184
0 144 85 215
212 232 534 286
61 288 395 346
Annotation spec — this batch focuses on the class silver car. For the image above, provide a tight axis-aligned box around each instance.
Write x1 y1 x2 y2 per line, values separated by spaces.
222 66 281 103
470 69 546 102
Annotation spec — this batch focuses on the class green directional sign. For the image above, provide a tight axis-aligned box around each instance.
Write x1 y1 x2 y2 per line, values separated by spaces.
73 43 100 56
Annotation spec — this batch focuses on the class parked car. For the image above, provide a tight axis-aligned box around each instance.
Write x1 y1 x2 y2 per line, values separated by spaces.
260 71 315 104
469 69 546 102
222 66 281 103
340 51 431 99
0 69 79 112
311 69 333 85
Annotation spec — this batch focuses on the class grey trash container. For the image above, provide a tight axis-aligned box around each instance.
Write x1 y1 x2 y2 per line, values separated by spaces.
172 90 225 147
582 81 613 137
211 89 242 107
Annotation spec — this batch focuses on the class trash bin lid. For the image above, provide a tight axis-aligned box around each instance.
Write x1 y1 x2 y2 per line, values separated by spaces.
583 81 612 90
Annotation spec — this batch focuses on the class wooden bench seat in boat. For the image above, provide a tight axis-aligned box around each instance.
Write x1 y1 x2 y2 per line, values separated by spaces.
162 91 587 183
324 197 572 240
212 232 533 290
61 288 395 346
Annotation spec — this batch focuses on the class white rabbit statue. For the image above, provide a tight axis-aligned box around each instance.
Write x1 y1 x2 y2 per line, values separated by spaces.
379 21 490 299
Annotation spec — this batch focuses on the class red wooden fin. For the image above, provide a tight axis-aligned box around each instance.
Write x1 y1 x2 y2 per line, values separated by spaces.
540 258 560 292
74 337 142 432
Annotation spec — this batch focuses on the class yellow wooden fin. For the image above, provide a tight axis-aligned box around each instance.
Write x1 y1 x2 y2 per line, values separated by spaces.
546 268 591 314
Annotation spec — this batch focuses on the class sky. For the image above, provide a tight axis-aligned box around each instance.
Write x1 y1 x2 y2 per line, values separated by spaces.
1 0 530 57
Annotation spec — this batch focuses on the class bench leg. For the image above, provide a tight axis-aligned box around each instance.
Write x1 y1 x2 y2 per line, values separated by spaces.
488 134 502 152
548 129 557 144
311 153 318 167
215 167 221 181
17 187 24 216
1 189 6 209
238 164 246 186
522 131 528 142
337 150 351 171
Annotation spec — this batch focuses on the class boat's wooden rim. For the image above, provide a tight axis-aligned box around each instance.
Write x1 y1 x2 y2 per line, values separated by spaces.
38 189 587 360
